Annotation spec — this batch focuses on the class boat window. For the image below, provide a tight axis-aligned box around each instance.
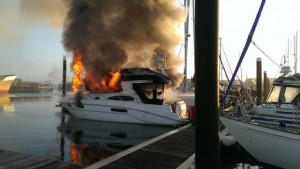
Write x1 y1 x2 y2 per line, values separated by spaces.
140 84 155 99
283 87 300 103
108 96 134 101
266 85 281 103
133 83 164 105
156 84 164 100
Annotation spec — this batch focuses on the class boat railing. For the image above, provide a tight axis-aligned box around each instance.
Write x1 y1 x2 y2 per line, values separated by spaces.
57 90 73 100
220 94 251 119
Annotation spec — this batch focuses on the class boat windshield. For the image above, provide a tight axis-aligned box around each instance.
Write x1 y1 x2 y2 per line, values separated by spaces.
266 85 281 103
132 83 165 105
283 86 300 103
267 85 300 104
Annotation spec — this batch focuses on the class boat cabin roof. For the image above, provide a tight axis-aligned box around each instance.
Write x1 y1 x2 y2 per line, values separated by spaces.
274 73 300 85
121 67 172 83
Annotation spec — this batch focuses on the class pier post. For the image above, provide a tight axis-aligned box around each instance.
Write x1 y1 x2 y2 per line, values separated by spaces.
195 0 220 168
62 56 67 97
256 57 262 105
60 56 67 160
263 71 267 102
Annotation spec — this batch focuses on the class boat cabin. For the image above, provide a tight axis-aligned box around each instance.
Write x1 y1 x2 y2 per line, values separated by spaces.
121 67 172 105
266 73 300 105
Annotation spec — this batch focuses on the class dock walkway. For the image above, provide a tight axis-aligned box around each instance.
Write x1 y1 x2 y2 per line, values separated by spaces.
0 149 82 169
85 124 195 169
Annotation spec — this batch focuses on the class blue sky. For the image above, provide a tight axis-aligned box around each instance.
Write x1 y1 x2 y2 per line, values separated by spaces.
1 0 300 84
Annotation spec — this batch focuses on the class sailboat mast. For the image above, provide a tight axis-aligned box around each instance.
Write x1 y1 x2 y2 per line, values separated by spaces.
295 32 298 73
184 0 190 92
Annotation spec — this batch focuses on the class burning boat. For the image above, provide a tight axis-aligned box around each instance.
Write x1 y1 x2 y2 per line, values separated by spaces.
60 66 189 126
60 0 190 126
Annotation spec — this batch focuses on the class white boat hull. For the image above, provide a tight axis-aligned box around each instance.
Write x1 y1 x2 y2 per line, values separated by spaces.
220 116 300 169
61 99 188 126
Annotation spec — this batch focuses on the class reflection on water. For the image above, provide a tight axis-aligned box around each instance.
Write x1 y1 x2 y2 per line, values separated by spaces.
0 94 15 112
0 93 283 168
57 115 174 166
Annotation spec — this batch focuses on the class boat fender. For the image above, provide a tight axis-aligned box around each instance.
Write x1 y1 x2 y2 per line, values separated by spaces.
279 121 286 128
221 135 237 147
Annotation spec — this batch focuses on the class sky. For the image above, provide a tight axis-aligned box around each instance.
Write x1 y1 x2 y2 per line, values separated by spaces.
1 0 300 84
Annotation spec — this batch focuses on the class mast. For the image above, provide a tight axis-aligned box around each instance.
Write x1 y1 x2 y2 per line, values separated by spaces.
295 32 298 73
184 0 190 92
224 0 266 101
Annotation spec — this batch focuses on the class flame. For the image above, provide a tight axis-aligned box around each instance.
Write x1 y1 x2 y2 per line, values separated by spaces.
85 69 122 93
71 48 122 93
70 143 81 165
72 49 84 92
70 143 115 166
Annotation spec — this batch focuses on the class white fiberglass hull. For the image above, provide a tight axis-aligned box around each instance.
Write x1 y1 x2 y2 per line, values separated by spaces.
220 116 300 169
61 99 188 126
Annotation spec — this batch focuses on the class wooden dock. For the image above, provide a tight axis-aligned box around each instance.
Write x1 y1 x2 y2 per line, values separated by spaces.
85 124 195 169
0 149 82 169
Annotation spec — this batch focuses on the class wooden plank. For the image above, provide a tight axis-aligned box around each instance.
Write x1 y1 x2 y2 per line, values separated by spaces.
3 156 51 169
0 150 19 159
23 160 59 169
92 125 195 169
109 150 187 169
0 153 30 165
0 149 82 169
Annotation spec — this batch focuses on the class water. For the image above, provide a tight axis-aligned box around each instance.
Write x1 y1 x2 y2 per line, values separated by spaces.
0 92 174 166
0 92 282 168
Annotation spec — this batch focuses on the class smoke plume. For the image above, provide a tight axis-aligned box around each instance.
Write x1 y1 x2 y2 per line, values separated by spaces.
19 0 67 28
63 0 186 88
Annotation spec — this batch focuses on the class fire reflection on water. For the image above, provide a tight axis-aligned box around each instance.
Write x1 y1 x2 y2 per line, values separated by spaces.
57 116 174 166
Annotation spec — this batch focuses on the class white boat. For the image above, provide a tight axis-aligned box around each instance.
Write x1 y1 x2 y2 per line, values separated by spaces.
60 67 189 126
220 71 300 168
220 116 300 169
248 72 300 128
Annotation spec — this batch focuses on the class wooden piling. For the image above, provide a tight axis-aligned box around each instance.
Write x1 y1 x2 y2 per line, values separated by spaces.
195 0 220 168
62 56 67 97
256 57 262 105
263 71 267 102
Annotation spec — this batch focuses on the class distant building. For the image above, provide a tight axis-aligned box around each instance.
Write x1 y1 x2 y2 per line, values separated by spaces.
9 79 53 93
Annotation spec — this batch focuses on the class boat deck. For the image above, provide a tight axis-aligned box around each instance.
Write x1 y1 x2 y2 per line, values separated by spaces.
0 149 82 169
85 124 195 169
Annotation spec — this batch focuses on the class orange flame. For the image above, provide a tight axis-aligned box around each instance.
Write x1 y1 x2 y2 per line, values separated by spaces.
72 48 122 93
70 143 81 165
70 143 115 166
85 69 122 93
72 49 84 92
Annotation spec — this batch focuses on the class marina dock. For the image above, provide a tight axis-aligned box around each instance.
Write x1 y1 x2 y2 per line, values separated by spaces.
85 124 195 169
0 124 195 169
0 149 82 169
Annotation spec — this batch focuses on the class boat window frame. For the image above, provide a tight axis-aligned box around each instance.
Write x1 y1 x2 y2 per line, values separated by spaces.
282 85 300 104
132 82 165 105
266 85 281 103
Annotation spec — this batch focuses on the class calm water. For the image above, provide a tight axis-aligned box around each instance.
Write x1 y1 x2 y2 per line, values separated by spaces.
0 92 174 166
0 92 282 168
